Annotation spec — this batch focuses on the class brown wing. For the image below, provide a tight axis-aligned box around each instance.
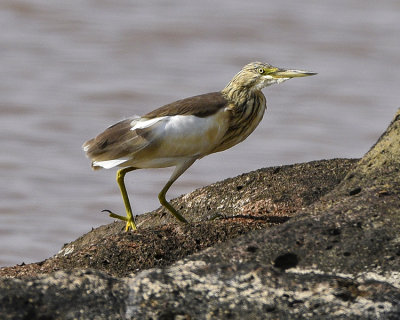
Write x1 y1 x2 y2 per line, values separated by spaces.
143 92 228 119
82 117 151 163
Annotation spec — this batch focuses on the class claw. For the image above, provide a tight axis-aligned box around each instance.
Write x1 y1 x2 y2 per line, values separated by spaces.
125 219 136 232
101 209 136 231
102 209 128 221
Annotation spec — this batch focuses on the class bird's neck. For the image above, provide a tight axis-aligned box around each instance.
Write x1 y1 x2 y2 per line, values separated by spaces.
221 83 263 109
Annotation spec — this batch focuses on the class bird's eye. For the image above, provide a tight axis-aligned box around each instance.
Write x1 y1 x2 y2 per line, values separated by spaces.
258 68 265 74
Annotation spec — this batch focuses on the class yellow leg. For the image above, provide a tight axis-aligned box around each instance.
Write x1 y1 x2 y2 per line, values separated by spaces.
158 180 188 223
158 159 196 224
106 167 137 231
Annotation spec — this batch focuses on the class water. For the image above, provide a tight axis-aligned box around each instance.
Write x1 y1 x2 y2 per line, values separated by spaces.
1 0 399 267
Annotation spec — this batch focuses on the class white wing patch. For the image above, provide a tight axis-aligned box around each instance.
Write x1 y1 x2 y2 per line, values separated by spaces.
147 113 228 157
131 117 166 130
92 159 128 169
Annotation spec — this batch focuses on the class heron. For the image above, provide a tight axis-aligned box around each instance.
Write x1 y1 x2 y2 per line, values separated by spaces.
83 62 316 231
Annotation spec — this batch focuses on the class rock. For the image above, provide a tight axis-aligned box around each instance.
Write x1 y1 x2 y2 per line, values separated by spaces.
1 110 399 319
0 159 356 279
0 269 128 320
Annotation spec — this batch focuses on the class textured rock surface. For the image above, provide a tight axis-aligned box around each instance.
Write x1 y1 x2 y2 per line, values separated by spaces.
1 159 355 279
1 110 399 319
0 270 128 320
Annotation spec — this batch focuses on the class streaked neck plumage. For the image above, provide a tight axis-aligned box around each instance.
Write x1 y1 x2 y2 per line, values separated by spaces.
221 69 266 108
210 69 267 154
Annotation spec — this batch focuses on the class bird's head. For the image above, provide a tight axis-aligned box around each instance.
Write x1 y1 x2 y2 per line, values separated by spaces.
225 61 316 92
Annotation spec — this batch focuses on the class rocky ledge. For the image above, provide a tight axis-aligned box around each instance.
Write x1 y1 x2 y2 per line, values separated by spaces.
1 110 399 319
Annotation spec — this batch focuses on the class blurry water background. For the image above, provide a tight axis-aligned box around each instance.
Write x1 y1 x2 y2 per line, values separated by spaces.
1 0 399 267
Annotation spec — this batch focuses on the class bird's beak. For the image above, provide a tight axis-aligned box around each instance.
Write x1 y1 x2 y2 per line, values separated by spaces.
270 68 317 79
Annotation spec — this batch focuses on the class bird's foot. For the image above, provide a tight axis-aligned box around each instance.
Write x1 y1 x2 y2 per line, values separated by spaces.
102 209 137 231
